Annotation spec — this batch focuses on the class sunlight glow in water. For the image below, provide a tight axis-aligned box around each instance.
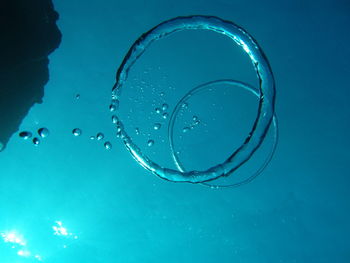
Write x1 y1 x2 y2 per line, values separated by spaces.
1 230 43 261
53 221 79 240
53 221 68 236
1 231 26 246
1 221 78 261
17 249 30 257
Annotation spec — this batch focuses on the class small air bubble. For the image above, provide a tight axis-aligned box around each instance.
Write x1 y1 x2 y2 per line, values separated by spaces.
109 104 117 112
147 139 154 147
112 115 118 123
38 128 49 138
33 137 40 145
96 132 104 140
19 131 32 140
155 108 161 114
182 127 190 133
162 103 168 111
90 136 95 140
104 141 112 150
72 128 82 136
75 94 80 100
135 128 140 135
153 123 161 130
193 116 198 122
162 113 168 119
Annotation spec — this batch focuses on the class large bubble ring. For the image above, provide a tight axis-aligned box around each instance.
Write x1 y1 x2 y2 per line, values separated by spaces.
168 79 278 188
112 15 276 184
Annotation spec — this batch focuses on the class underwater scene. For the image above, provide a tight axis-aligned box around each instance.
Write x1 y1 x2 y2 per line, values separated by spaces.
0 0 349 262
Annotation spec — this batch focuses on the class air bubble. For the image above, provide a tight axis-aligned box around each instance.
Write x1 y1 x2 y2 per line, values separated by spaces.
135 128 140 135
96 132 104 140
75 94 80 100
109 104 117 112
33 137 40 145
90 136 95 140
181 102 188 108
38 128 49 138
153 123 161 130
182 127 190 133
72 128 82 136
147 140 154 147
110 100 119 110
104 142 112 150
162 113 168 119
19 131 32 140
155 108 161 114
162 103 168 111
112 115 118 123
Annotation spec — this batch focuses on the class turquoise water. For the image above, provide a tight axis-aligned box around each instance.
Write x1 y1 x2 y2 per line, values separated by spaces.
1 0 350 262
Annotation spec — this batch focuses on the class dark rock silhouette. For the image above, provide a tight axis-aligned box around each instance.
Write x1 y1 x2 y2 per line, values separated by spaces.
0 0 61 151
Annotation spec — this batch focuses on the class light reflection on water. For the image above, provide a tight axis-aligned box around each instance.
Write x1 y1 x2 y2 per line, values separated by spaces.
1 220 78 261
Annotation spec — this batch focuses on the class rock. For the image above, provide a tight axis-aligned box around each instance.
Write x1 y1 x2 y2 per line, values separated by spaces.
0 0 62 151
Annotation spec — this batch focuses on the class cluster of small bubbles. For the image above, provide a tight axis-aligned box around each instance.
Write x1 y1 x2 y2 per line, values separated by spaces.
71 129 113 150
72 128 82 136
33 137 40 146
96 132 104 140
19 131 32 140
104 141 112 150
192 115 200 126
154 102 170 124
182 116 201 133
153 123 161 130
147 139 154 147
112 94 118 100
38 128 49 138
135 128 140 135
19 127 50 147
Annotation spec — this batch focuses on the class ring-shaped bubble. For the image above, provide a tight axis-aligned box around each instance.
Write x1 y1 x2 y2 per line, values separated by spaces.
168 79 278 188
112 15 275 183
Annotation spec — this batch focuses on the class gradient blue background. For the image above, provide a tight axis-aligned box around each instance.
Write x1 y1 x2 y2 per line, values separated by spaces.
1 0 349 262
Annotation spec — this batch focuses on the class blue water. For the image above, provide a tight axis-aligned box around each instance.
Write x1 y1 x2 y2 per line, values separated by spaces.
1 0 350 262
